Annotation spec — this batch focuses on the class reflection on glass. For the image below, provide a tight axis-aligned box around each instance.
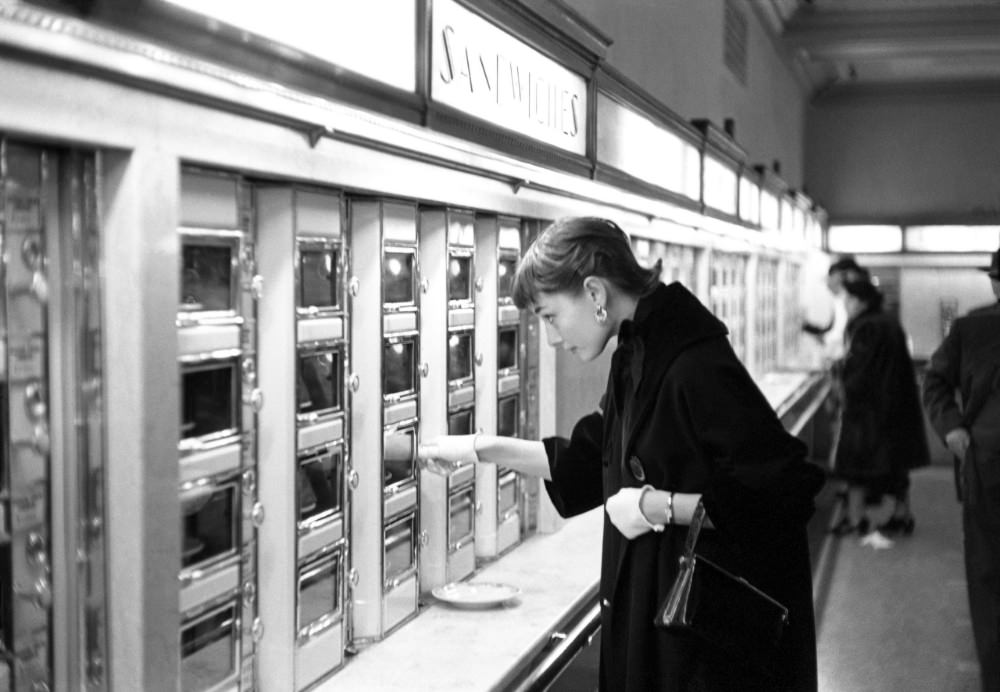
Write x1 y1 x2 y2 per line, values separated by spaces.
181 483 237 569
497 327 518 370
180 603 237 692
384 429 415 487
298 554 340 633
297 349 342 416
182 361 238 440
181 244 233 312
383 340 415 397
383 251 415 305
299 247 339 309
499 473 518 514
447 331 472 382
298 449 342 523
498 395 518 437
448 408 473 435
449 490 474 546
498 257 517 300
448 255 472 302
384 515 415 583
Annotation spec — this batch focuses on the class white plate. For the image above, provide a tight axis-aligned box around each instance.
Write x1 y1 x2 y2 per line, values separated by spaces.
432 581 521 609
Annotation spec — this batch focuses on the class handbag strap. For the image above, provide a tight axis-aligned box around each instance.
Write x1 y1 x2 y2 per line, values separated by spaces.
682 500 707 558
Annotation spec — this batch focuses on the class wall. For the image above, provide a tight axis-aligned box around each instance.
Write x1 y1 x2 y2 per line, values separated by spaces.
899 267 995 359
806 90 1000 223
564 0 809 187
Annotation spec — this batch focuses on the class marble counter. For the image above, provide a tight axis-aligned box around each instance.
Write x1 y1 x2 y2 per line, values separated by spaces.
319 507 604 691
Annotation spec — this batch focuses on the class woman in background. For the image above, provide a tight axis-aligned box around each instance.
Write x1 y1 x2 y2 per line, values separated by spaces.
831 279 930 536
420 217 824 691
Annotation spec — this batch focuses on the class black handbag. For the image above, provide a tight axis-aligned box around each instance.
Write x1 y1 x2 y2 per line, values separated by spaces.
655 501 789 672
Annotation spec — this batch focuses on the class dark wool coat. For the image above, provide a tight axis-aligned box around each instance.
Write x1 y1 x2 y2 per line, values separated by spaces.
542 283 824 692
923 299 1000 513
833 305 930 492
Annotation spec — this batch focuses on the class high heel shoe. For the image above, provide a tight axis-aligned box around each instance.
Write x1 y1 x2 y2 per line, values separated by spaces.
877 515 915 536
830 517 870 537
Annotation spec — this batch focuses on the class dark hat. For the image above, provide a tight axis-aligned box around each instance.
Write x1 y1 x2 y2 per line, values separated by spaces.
980 247 1000 279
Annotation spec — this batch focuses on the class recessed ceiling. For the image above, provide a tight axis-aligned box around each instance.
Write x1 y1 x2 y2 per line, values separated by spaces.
757 0 1000 98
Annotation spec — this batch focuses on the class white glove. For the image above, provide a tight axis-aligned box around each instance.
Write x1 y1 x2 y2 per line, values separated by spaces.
417 434 480 465
605 486 663 539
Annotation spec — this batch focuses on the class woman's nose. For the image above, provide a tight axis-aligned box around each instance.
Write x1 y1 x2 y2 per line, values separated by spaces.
543 322 562 347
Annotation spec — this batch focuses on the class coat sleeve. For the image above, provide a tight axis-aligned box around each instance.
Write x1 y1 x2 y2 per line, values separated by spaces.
677 342 825 546
541 410 606 518
922 324 964 440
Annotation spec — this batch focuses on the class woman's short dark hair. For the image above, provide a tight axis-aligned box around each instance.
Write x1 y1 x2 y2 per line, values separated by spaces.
842 278 884 310
512 217 661 309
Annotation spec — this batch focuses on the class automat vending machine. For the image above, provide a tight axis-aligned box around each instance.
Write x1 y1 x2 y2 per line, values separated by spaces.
1 142 107 692
289 190 350 689
348 199 423 647
473 216 526 560
177 169 262 692
417 208 478 595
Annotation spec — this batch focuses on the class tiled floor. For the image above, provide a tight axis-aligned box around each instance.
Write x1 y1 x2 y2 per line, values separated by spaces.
815 466 981 692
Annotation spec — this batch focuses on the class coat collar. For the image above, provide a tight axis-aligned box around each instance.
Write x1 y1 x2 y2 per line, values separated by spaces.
619 282 728 387
612 282 728 447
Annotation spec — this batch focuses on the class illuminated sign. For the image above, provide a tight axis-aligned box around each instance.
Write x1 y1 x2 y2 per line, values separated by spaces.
431 0 587 155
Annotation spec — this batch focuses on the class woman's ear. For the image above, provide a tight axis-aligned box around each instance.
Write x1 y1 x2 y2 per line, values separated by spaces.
581 276 609 306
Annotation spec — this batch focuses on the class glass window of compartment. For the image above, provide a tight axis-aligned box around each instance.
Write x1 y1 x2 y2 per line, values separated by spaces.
180 234 240 316
297 447 343 524
383 337 417 399
181 357 241 443
297 345 343 418
297 551 342 636
383 248 416 307
298 241 340 312
180 601 238 692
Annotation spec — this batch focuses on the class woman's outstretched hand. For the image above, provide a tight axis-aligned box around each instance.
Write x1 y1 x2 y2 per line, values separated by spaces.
417 434 481 465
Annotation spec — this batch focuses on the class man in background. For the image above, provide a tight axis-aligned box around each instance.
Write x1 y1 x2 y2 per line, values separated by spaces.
923 245 1000 692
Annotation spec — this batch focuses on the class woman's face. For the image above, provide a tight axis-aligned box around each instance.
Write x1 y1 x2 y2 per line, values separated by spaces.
844 293 864 319
532 289 613 362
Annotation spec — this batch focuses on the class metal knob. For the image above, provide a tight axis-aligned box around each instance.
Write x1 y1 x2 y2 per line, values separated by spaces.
250 274 264 300
349 568 360 588
348 469 360 490
16 577 52 610
349 277 360 297
420 363 429 378
244 388 264 412
250 502 265 527
350 374 360 393
252 617 264 642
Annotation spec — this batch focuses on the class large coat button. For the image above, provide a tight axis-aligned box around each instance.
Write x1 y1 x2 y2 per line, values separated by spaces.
628 455 646 482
